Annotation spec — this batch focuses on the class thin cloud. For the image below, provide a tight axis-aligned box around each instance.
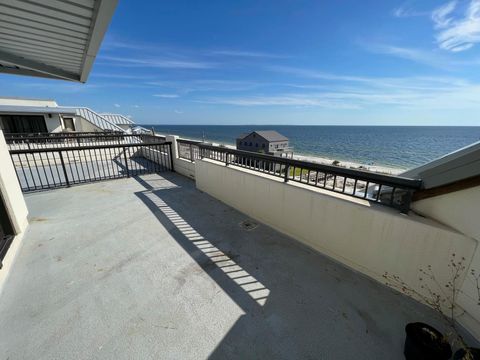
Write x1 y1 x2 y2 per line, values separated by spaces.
210 49 288 58
174 109 184 114
393 3 429 18
154 94 180 98
267 65 470 89
432 0 480 52
363 43 457 69
194 65 480 111
432 1 457 28
99 55 216 69
114 103 120 108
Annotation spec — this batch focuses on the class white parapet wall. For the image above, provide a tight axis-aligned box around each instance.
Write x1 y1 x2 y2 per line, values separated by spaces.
413 186 480 339
0 131 28 234
0 131 29 289
165 135 195 179
195 158 480 338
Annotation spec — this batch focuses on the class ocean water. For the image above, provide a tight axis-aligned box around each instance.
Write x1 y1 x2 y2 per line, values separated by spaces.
144 125 480 170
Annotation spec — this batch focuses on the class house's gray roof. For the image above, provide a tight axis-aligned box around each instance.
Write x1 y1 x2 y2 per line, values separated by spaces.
238 130 288 142
0 0 118 82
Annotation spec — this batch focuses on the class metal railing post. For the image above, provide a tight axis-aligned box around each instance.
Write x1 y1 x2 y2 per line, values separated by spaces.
168 143 175 172
400 190 414 214
123 146 130 177
189 144 194 162
284 164 290 183
59 151 70 187
225 152 229 166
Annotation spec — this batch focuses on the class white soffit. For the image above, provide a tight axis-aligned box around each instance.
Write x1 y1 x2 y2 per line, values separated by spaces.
0 0 118 82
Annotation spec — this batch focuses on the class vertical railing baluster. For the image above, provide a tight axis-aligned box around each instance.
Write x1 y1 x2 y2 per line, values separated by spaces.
123 146 130 177
59 151 70 187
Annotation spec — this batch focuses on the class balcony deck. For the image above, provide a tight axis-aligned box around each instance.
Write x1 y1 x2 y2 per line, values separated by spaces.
0 173 446 359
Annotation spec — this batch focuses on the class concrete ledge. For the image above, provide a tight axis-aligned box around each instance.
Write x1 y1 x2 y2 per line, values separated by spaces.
174 158 195 179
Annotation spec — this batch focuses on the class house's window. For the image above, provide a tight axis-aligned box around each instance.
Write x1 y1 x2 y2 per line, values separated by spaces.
255 143 258 147
249 142 252 146
63 118 75 131
262 144 265 148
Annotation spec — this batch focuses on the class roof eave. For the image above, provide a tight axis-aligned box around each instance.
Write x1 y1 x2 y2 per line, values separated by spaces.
0 50 80 82
79 0 119 83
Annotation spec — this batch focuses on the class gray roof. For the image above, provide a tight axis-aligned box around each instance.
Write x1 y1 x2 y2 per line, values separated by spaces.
239 130 289 142
402 140 480 189
0 105 76 115
0 0 118 82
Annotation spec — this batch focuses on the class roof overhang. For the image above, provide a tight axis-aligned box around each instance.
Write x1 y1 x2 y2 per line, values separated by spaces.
0 0 118 83
0 105 77 115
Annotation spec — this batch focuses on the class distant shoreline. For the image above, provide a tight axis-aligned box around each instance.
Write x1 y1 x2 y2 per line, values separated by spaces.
147 125 480 173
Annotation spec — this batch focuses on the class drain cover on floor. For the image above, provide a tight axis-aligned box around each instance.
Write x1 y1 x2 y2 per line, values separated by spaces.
239 219 259 231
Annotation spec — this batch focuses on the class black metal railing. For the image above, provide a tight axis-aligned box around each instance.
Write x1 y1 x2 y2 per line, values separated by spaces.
198 144 422 212
5 133 163 151
4 131 123 139
9 142 173 192
177 138 202 162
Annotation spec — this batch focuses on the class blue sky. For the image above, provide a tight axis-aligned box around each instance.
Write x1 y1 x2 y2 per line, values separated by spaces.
2 0 480 125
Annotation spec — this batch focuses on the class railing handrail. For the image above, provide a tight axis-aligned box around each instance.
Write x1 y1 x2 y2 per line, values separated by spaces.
198 143 422 190
4 131 121 138
9 141 171 154
177 138 203 145
5 134 155 142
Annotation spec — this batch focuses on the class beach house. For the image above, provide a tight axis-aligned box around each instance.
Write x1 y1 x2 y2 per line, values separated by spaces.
236 130 294 158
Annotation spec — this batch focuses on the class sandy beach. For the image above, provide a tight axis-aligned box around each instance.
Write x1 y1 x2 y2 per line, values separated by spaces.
209 142 405 175
292 154 404 175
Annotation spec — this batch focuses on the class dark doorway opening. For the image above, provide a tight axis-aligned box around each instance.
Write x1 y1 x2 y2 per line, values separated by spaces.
0 115 48 134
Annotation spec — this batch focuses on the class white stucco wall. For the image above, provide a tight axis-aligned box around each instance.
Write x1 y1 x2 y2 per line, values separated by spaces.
413 186 480 242
0 131 28 234
45 114 62 133
73 117 103 132
0 131 28 290
165 135 196 179
413 187 480 339
195 159 480 338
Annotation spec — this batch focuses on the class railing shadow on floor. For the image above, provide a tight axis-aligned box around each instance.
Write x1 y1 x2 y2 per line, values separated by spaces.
131 172 451 360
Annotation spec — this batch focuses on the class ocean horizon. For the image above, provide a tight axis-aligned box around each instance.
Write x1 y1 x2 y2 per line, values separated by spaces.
143 125 480 170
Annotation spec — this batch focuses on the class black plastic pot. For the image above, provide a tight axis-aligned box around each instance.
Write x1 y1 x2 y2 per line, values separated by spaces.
404 322 452 360
454 348 480 360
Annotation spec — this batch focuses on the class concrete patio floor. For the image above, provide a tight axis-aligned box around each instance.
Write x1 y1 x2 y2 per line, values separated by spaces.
0 173 448 359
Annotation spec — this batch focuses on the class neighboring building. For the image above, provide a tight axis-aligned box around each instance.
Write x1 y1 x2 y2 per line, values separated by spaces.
0 97 132 134
236 130 293 157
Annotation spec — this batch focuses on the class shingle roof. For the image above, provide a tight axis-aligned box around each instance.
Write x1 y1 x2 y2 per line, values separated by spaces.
238 130 288 142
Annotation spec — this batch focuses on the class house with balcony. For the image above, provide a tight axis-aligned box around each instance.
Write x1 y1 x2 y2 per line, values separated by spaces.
0 1 480 359
236 130 294 158
0 97 139 135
